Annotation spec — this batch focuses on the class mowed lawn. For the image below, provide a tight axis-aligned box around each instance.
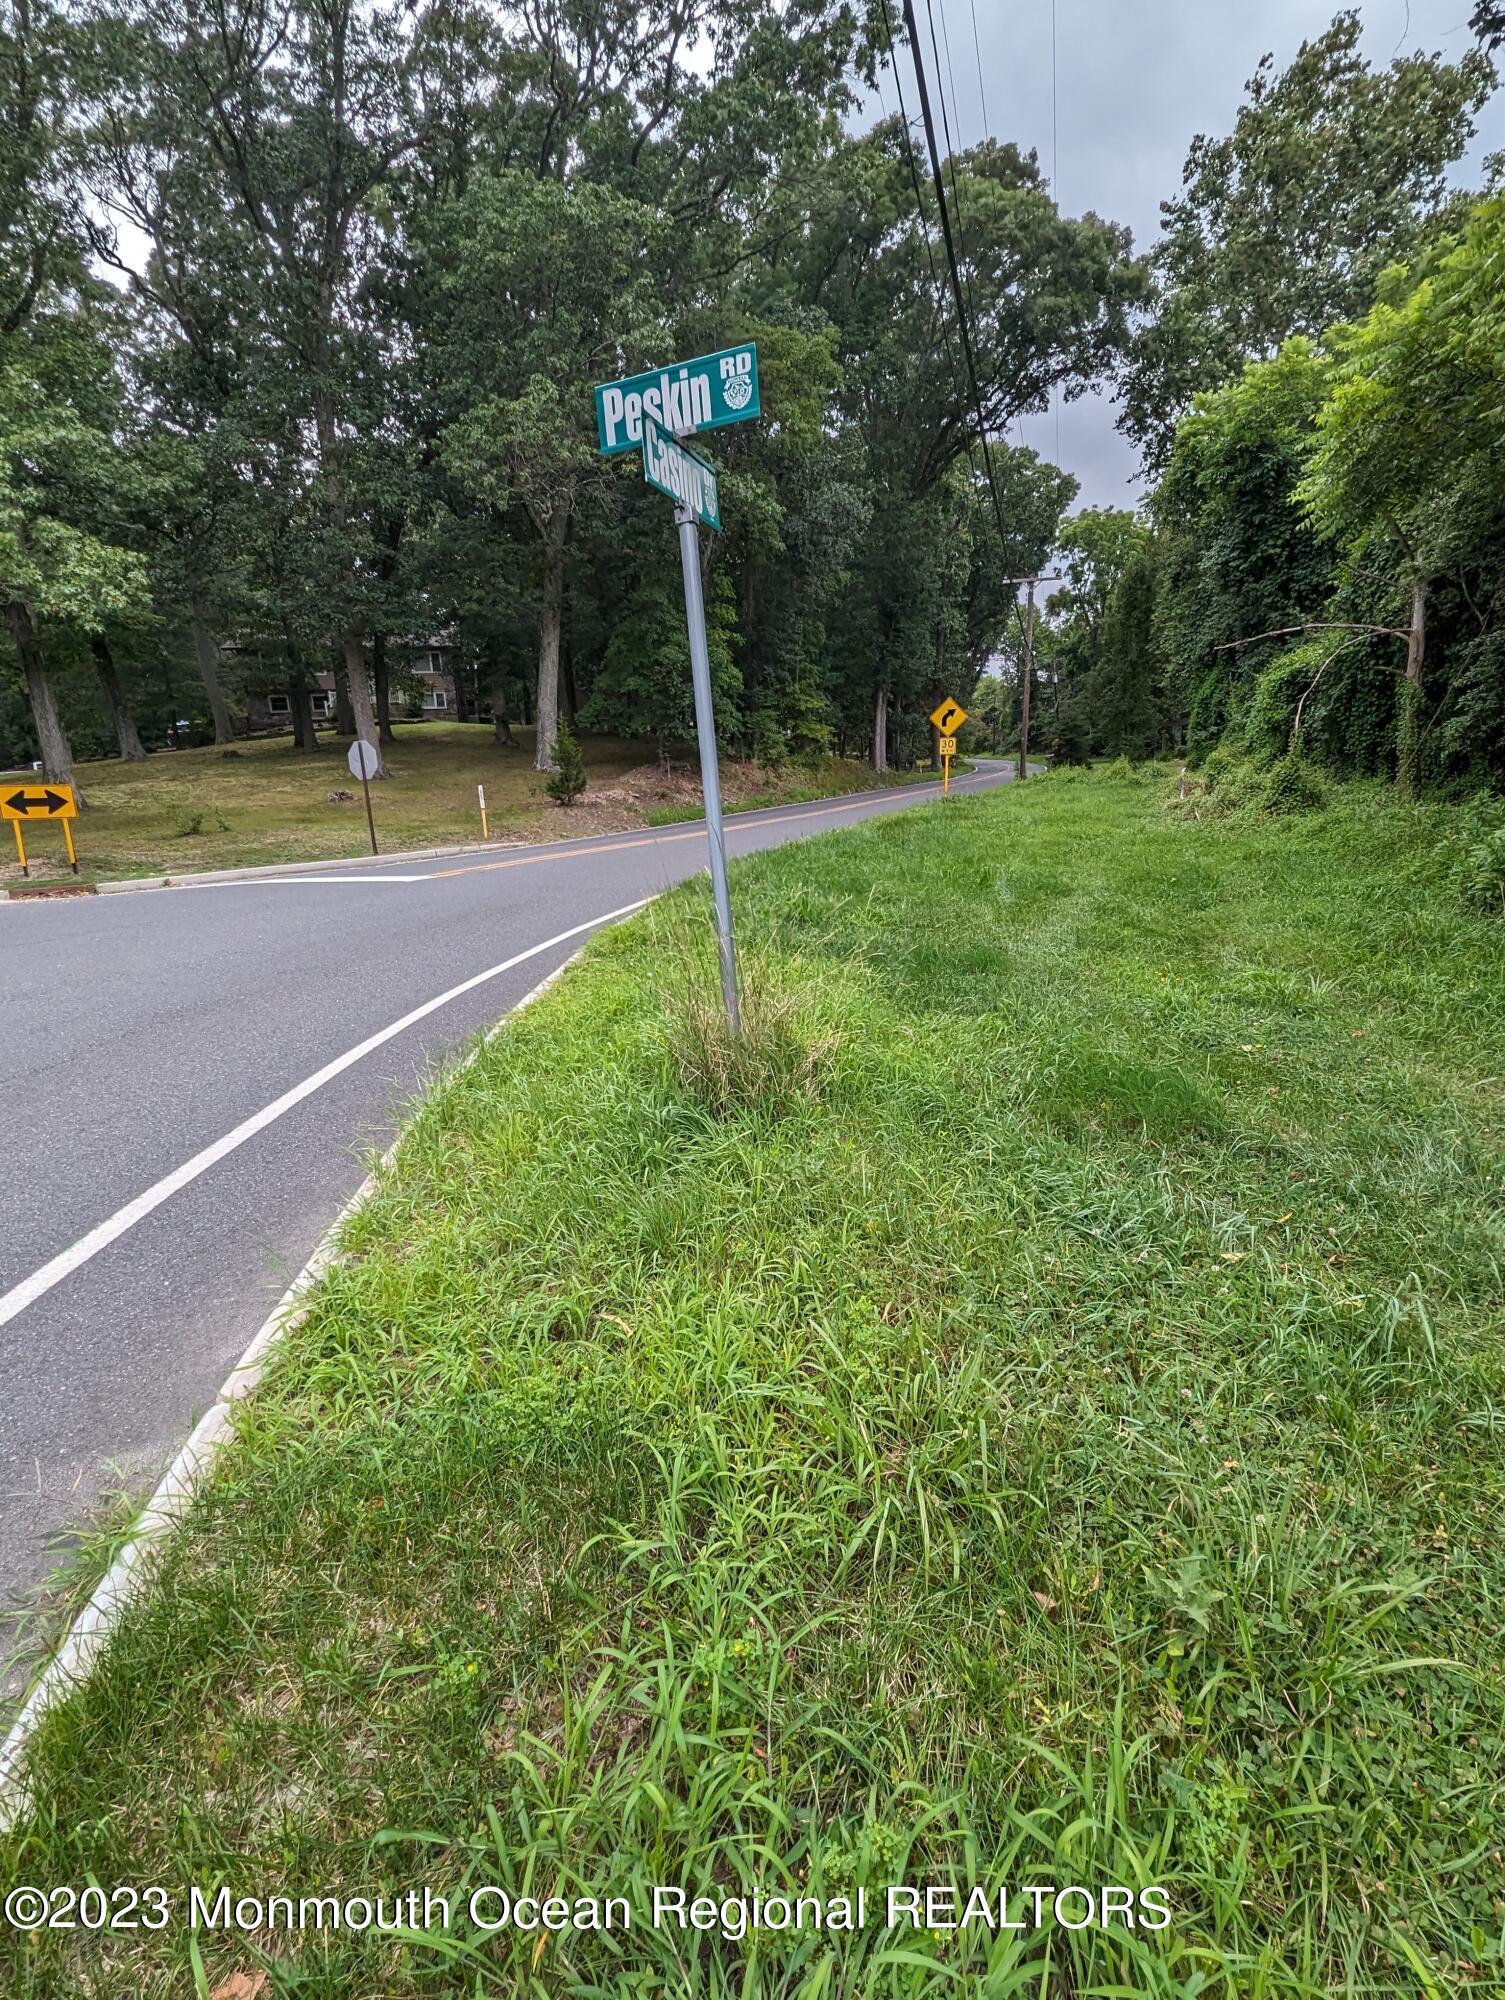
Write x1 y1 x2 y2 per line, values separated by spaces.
3 771 1502 1997
0 725 912 883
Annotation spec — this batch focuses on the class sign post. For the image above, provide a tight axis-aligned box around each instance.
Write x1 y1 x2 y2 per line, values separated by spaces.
347 740 380 856
595 351 761 1035
2 782 79 876
929 698 968 796
642 413 739 1030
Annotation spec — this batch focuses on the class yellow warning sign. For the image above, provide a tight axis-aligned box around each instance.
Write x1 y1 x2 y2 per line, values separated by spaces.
938 735 958 757
1 782 76 821
929 697 967 735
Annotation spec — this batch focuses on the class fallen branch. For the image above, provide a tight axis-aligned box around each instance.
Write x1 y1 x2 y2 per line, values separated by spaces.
1214 622 1409 652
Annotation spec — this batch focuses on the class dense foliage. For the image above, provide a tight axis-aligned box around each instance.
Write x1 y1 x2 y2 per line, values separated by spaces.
1041 15 1503 795
4 3 1499 804
0 0 1133 785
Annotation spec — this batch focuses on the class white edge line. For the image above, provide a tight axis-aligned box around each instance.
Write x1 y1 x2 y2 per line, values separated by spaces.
0 898 647 1331
0 909 650 1828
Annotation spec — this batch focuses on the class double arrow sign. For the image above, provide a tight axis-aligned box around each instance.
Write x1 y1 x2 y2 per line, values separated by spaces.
3 778 79 874
2 785 76 821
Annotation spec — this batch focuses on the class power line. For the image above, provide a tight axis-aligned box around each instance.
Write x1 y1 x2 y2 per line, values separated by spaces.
875 2 965 408
925 0 987 421
967 0 991 141
896 0 1013 553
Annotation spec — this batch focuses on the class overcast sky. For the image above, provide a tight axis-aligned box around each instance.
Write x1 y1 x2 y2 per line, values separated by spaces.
868 1 1503 514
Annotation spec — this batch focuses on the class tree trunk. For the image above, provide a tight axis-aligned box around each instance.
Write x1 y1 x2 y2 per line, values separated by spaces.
534 538 566 772
332 656 356 736
373 631 395 743
1397 574 1425 799
1018 582 1036 781
190 603 236 745
872 685 888 771
561 635 578 732
340 631 387 776
7 600 79 796
91 635 146 761
282 622 319 751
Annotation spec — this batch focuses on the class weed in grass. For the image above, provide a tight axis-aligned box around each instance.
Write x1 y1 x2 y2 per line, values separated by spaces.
650 901 843 1121
2 1487 147 1714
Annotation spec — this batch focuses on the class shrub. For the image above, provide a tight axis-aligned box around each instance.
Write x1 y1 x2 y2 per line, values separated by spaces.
1458 824 1505 914
1260 753 1329 816
1201 745 1240 791
544 723 587 806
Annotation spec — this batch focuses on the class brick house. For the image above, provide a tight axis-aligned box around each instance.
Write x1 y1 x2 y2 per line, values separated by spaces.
246 639 466 733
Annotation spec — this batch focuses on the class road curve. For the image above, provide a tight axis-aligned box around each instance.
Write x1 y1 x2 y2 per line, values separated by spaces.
0 759 1019 1700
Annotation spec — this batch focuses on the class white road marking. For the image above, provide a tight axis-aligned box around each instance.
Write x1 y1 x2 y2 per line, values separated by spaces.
244 868 434 884
0 899 648 1329
228 873 436 885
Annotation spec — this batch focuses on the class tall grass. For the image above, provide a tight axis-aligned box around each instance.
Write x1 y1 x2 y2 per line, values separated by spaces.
3 773 1502 1998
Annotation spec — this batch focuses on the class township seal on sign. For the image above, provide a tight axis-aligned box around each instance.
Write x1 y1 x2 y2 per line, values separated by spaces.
722 372 752 410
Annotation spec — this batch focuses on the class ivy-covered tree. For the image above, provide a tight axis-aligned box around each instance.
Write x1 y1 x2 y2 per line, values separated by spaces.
1300 197 1505 792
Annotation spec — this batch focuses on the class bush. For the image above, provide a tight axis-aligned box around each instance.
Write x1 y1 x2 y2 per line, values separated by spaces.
1201 745 1240 791
544 723 587 806
1458 824 1505 914
1260 754 1329 816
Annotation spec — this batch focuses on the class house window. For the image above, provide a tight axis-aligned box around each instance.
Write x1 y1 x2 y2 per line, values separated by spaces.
311 693 331 717
423 687 448 710
267 693 290 715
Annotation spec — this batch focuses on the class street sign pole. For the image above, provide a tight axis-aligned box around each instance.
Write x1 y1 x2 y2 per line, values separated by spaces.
596 353 757 1038
675 502 740 1036
348 740 379 855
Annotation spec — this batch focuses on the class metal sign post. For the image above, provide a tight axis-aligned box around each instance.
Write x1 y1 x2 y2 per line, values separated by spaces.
595 356 761 1036
674 497 740 1034
929 698 968 797
347 739 380 855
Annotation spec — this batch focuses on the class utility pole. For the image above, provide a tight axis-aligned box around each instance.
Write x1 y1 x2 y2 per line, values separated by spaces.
1000 574 1061 780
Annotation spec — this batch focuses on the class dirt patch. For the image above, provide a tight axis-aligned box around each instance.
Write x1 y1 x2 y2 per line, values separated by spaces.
509 759 868 842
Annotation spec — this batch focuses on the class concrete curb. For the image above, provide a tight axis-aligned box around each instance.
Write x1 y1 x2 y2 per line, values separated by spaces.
0 941 600 1830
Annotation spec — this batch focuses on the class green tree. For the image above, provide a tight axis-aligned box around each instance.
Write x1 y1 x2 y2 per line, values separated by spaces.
1122 11 1494 465
0 309 150 788
427 172 666 771
1153 339 1331 754
583 573 741 768
544 719 586 806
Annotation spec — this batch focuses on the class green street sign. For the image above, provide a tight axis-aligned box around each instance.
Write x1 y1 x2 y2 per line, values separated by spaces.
642 415 721 531
595 342 758 456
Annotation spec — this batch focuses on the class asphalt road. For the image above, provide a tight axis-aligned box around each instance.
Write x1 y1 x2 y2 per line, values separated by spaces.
0 759 1019 1703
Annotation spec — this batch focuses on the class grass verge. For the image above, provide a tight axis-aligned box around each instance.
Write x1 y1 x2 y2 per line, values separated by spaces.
3 770 1502 1997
